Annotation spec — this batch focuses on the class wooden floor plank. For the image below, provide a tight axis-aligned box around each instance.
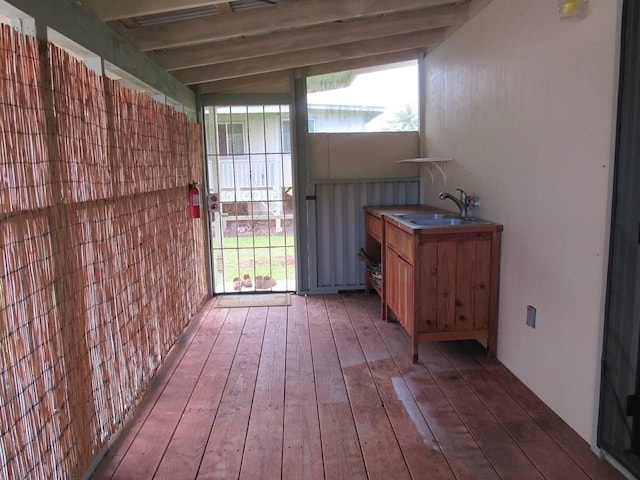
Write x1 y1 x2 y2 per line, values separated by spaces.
325 295 412 480
342 294 390 362
361 294 500 480
196 306 267 480
306 295 367 480
419 342 545 480
462 340 625 480
91 300 217 479
435 341 592 480
109 303 227 479
239 305 288 480
152 308 247 479
92 293 626 480
282 295 324 480
345 292 456 480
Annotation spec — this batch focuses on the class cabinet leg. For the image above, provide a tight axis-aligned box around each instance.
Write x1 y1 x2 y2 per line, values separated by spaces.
411 338 419 364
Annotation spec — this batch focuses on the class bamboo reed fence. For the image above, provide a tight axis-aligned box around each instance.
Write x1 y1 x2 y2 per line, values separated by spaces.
0 25 207 479
0 23 50 214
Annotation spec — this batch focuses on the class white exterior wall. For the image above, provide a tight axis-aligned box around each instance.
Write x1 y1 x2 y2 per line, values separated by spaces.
422 0 620 442
307 107 381 133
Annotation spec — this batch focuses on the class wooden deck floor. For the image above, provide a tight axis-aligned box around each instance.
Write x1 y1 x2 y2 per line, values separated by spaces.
91 293 624 480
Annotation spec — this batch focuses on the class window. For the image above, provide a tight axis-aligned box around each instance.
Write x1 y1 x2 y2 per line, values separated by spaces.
281 118 315 153
218 122 246 155
306 60 419 133
282 119 291 153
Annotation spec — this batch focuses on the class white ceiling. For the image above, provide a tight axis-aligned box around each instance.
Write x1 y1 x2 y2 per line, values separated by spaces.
78 0 485 93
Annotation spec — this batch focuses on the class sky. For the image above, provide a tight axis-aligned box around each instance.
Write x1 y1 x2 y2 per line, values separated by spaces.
307 62 418 108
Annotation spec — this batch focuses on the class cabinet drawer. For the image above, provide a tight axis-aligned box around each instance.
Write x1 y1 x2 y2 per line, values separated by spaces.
385 222 413 263
365 212 382 242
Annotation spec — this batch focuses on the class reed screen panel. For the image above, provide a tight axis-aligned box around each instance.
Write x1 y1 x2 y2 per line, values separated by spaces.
0 28 51 214
0 25 207 479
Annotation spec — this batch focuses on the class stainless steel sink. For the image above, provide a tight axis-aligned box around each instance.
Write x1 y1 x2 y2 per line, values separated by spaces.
392 213 489 227
412 217 467 226
395 213 455 221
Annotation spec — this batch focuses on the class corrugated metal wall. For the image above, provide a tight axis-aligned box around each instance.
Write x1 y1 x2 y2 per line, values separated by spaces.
311 179 419 292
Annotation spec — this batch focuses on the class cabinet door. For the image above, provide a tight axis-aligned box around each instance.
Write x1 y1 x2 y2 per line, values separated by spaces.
386 247 413 331
385 247 400 319
396 254 413 332
416 235 493 334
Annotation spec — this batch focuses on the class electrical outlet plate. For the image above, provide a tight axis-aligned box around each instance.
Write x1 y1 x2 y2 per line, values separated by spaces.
526 305 536 328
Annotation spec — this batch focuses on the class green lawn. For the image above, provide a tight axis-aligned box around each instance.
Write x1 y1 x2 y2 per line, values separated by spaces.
213 235 295 289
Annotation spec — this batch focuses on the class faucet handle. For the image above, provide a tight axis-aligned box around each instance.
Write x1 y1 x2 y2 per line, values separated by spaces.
456 188 468 201
467 195 480 210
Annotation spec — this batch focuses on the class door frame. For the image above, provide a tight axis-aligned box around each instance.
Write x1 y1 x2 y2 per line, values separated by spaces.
597 0 640 476
200 93 299 295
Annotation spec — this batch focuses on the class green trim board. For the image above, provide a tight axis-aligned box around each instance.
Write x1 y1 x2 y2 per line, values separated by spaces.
2 0 195 110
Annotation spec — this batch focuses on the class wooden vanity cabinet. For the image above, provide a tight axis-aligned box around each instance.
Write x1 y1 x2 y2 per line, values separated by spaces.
361 205 435 315
382 215 502 363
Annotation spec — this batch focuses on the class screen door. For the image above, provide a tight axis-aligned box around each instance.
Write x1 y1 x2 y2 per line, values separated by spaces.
203 104 295 294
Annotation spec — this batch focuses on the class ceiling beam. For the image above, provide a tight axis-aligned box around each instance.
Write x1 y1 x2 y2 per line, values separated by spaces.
119 0 463 51
174 28 445 85
80 0 233 21
306 50 425 77
216 3 232 14
200 71 291 94
198 50 426 94
152 3 468 71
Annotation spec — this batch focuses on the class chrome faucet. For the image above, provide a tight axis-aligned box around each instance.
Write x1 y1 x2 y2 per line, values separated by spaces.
438 188 478 218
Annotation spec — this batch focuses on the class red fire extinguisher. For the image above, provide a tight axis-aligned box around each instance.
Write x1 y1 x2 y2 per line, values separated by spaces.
189 181 201 219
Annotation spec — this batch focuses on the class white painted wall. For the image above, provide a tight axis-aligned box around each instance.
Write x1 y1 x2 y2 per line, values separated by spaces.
422 0 620 441
308 132 419 180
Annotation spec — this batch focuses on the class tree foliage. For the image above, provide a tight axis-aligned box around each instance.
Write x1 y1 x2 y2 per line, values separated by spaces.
388 104 418 131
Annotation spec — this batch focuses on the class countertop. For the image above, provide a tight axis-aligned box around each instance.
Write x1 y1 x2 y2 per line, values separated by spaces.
365 204 503 234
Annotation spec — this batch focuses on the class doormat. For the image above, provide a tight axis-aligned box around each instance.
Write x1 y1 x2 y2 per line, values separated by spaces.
214 293 291 308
